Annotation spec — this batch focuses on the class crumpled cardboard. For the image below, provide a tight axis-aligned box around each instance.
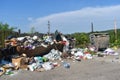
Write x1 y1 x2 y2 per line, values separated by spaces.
12 57 28 69
0 67 6 76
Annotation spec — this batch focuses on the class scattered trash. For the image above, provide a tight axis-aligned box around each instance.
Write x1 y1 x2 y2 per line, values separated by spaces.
28 63 38 71
0 34 120 77
63 62 70 69
52 62 60 67
84 54 93 59
98 54 104 57
42 62 54 71
43 49 62 60
103 48 119 56
74 56 81 61
5 69 14 75
12 57 28 69
0 67 6 76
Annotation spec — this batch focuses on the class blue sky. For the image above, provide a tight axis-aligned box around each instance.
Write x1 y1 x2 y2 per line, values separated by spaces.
0 0 120 33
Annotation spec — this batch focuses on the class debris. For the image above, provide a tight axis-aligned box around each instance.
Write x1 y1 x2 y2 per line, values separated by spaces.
5 68 14 75
43 49 62 60
0 67 6 76
42 62 54 71
63 62 70 69
12 57 28 69
1 33 120 77
103 48 119 56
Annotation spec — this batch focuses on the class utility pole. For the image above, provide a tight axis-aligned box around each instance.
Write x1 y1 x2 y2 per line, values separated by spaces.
114 18 117 41
48 21 50 35
91 22 94 33
18 29 21 37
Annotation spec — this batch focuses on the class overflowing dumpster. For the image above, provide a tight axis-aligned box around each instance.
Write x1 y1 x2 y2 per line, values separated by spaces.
89 33 109 50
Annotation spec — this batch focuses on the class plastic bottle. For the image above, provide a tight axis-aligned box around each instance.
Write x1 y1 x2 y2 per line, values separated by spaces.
63 62 70 69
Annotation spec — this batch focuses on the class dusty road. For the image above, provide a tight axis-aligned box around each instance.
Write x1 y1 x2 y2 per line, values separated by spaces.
1 50 120 80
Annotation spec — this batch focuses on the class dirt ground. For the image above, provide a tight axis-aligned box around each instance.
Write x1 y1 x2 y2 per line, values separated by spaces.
1 49 120 80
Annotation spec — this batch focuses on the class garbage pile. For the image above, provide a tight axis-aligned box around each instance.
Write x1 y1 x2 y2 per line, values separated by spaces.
70 48 93 61
0 34 71 76
2 35 65 57
0 34 119 76
0 46 119 76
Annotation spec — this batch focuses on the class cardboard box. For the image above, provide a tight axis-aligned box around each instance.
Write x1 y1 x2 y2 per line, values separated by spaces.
12 57 26 67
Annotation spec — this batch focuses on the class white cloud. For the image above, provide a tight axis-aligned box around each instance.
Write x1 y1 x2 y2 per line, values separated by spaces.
28 17 33 21
29 5 120 34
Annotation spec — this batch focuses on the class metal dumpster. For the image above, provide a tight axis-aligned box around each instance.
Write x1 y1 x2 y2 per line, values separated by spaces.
89 33 109 50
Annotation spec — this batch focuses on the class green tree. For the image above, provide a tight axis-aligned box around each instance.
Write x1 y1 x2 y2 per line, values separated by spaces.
0 22 16 47
72 32 90 48
0 22 14 31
